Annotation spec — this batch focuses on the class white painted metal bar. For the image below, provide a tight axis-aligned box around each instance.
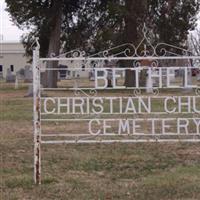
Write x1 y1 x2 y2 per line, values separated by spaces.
39 55 200 61
41 139 200 144
40 112 198 115
41 133 200 137
41 87 200 91
33 43 41 185
41 94 200 100
41 118 200 122
41 133 93 137
40 66 200 70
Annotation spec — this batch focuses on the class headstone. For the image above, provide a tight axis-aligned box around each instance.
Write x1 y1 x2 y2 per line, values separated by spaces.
15 76 19 89
0 72 3 80
24 65 33 83
182 69 193 92
146 75 153 93
65 70 71 80
16 68 25 80
24 84 33 97
197 69 200 81
197 73 200 81
6 68 15 83
89 69 95 81
146 69 155 93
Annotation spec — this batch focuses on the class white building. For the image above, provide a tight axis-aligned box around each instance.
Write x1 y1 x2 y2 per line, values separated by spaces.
0 41 30 78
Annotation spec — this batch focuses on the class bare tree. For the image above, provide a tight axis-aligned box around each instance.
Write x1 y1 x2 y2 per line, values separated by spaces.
188 27 200 81
189 28 200 55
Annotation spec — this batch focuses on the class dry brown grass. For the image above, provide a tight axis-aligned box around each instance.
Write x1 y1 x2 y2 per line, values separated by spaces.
1 83 200 200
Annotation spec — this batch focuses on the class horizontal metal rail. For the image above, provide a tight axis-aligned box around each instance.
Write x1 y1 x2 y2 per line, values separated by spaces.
41 133 200 137
39 66 200 70
41 87 200 91
41 112 199 115
41 117 200 122
41 139 200 144
39 56 200 61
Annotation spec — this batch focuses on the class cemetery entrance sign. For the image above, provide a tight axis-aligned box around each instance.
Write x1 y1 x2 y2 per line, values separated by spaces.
33 26 200 184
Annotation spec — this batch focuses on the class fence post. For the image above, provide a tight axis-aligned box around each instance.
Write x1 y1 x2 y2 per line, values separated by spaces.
33 39 41 184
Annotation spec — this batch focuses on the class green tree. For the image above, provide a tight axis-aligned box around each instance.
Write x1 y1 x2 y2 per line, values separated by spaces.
151 0 199 48
64 0 199 52
6 0 81 87
6 0 199 87
62 0 199 86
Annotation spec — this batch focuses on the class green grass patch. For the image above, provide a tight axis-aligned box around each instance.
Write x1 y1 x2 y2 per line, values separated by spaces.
1 99 33 121
5 175 33 189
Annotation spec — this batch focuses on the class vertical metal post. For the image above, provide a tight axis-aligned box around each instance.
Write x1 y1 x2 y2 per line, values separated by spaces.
33 39 41 184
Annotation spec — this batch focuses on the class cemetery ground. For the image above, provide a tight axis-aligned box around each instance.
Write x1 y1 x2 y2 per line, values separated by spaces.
1 82 200 200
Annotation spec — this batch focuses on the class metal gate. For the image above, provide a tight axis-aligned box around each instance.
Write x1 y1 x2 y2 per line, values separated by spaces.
33 25 200 184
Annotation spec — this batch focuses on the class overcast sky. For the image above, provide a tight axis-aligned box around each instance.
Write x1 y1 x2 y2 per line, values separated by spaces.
0 0 200 42
0 0 24 41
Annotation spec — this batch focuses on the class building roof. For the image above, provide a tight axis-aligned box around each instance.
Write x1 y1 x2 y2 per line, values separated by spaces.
0 41 25 54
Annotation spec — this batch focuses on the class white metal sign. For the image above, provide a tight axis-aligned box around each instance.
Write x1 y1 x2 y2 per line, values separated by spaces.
33 25 200 184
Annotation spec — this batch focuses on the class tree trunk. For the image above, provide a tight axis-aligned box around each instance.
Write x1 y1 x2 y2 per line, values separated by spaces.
123 58 136 87
124 0 138 44
42 1 62 88
123 0 147 87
